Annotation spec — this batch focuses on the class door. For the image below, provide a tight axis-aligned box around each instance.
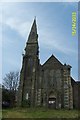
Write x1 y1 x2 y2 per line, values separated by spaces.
48 97 56 109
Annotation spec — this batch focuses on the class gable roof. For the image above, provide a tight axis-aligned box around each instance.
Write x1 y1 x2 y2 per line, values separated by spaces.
71 77 80 86
42 54 63 69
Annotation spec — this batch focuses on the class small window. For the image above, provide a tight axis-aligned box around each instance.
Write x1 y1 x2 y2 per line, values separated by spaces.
26 93 28 100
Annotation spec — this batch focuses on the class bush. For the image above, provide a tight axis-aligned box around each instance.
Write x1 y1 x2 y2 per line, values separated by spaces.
21 100 30 107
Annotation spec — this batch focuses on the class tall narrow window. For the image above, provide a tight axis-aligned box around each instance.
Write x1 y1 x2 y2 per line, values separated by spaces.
27 58 33 76
26 93 28 100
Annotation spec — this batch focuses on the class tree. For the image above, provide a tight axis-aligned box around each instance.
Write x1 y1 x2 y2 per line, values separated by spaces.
2 71 20 107
3 71 19 91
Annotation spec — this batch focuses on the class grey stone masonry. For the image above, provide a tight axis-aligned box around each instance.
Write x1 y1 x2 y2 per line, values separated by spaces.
17 18 40 107
63 64 73 109
68 74 73 109
17 18 76 109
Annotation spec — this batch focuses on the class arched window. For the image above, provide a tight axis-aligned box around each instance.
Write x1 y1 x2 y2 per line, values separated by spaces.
26 93 28 100
27 58 33 76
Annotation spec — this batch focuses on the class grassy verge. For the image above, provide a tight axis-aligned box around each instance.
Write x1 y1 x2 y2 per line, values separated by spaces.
2 107 79 118
0 109 2 119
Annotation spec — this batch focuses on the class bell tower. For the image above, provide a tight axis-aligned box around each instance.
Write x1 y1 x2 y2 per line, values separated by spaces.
18 18 40 107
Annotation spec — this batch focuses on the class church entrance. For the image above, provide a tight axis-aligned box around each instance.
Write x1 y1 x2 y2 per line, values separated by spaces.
48 97 56 108
48 92 56 109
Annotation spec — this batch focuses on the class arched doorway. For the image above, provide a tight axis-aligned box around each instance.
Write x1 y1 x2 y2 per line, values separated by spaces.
48 91 56 109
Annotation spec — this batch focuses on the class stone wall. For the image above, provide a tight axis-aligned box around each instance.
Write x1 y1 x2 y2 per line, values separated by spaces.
71 78 80 109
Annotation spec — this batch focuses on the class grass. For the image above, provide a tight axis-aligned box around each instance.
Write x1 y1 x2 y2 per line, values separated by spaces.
0 109 2 119
2 107 79 118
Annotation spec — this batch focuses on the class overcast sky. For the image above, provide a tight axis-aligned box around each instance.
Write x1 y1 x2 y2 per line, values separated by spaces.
0 2 78 84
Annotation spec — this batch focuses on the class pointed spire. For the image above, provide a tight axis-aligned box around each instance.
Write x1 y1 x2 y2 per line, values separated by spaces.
30 17 37 34
27 17 38 44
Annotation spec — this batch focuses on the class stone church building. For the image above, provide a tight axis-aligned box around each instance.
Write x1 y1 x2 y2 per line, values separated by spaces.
17 18 79 109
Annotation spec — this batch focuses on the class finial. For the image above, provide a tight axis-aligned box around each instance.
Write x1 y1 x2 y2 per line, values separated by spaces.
34 16 36 20
22 50 25 56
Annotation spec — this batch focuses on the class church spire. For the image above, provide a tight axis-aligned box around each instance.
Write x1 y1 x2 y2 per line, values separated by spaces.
25 18 39 56
27 17 38 44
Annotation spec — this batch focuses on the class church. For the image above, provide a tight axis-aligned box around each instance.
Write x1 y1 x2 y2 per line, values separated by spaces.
17 18 79 109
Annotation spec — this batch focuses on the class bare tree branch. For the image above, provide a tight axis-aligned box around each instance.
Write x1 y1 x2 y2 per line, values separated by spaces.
3 71 20 91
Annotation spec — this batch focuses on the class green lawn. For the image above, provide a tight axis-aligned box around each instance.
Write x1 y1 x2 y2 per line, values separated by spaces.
2 107 79 118
0 110 2 119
